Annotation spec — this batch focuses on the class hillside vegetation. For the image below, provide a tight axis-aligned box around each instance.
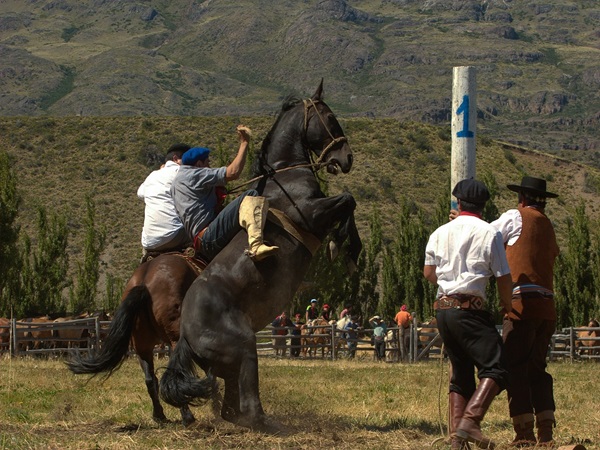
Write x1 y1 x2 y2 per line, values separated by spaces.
2 114 599 290
0 0 599 166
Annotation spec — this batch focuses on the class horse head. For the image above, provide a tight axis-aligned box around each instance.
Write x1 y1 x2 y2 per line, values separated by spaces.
304 79 353 175
252 79 352 178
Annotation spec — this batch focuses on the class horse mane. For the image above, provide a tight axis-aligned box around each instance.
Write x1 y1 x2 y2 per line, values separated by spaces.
251 95 303 177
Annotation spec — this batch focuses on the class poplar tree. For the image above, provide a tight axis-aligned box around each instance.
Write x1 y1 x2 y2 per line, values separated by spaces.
554 201 595 327
353 209 382 322
382 198 440 322
70 195 106 313
0 152 20 316
16 207 69 317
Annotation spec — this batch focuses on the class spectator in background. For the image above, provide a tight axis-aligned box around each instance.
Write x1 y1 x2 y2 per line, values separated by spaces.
369 315 387 362
321 304 334 322
344 315 361 359
394 304 412 329
137 143 192 263
339 304 352 319
305 298 319 323
271 311 293 357
290 313 304 358
491 176 560 446
394 304 413 360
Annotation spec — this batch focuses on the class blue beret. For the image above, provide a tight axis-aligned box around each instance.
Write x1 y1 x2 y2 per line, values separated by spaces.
182 147 210 165
452 179 490 204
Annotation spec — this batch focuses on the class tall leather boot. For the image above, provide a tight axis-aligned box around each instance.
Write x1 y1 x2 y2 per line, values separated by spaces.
510 413 535 447
448 392 468 449
456 378 500 449
239 196 279 261
535 410 555 445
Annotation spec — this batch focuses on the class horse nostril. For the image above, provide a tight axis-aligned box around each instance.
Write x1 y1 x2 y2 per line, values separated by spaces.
348 154 353 166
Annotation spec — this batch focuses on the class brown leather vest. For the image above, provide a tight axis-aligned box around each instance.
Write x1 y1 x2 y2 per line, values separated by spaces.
506 206 559 291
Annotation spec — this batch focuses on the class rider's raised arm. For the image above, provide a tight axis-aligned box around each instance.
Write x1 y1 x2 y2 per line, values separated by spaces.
225 125 251 181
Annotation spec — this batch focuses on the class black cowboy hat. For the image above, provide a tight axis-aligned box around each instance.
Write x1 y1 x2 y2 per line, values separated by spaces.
507 176 558 198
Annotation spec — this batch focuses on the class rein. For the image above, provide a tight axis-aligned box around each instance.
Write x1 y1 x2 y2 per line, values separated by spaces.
228 97 346 194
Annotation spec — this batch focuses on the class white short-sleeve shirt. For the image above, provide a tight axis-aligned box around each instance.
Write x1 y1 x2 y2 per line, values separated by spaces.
425 214 511 300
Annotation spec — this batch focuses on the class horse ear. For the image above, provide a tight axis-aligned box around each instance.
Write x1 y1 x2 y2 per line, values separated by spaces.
311 79 324 101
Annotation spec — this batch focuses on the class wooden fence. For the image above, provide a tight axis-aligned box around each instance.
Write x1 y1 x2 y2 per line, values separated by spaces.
1 318 598 362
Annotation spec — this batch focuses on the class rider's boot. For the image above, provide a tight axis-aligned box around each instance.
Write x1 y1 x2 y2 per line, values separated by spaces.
239 196 279 261
449 391 468 449
456 378 500 449
535 410 555 446
510 413 536 447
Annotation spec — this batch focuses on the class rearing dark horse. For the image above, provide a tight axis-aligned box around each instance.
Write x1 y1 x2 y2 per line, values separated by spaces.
159 80 361 429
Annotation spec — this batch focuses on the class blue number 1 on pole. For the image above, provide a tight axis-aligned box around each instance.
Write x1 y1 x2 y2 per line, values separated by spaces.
456 95 474 138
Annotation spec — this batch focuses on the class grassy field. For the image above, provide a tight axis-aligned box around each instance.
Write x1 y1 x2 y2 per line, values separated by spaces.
0 356 598 449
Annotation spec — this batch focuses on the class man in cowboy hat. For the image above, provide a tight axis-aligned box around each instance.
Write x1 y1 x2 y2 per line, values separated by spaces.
491 176 560 447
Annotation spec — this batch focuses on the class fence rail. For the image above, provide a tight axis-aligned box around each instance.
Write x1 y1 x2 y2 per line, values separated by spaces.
1 318 598 362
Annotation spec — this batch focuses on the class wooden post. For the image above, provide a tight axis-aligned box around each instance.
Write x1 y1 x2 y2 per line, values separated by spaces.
451 66 477 209
447 66 477 441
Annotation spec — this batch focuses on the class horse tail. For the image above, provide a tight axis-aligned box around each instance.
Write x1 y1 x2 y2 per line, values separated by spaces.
66 285 148 377
159 336 213 407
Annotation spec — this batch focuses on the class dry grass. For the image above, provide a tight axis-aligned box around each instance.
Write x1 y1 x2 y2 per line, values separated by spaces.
0 355 598 449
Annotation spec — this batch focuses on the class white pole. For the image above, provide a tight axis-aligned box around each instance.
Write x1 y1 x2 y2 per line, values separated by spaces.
451 66 477 210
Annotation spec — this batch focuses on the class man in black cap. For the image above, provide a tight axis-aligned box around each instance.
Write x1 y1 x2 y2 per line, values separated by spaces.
424 178 513 449
491 176 559 446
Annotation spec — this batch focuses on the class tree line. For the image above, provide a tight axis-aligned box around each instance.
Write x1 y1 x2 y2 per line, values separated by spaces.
2 150 599 328
0 151 122 319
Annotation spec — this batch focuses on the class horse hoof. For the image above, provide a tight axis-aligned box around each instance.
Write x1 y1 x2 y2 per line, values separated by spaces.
152 415 169 425
182 416 196 427
253 417 288 436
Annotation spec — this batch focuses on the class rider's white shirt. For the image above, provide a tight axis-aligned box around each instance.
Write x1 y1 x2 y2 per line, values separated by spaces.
137 160 184 249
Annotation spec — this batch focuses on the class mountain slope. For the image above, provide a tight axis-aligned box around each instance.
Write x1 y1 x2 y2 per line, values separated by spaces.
0 0 599 166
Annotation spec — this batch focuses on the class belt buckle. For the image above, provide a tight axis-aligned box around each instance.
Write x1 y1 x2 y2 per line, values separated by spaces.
439 297 456 309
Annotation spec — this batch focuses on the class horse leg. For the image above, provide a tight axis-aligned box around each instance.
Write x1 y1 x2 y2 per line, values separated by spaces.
221 372 242 422
137 350 168 424
310 193 362 266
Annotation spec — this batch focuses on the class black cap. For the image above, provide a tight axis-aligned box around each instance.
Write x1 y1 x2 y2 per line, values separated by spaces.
452 179 490 204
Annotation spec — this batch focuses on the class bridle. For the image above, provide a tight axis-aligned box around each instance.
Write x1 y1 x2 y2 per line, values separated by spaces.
229 98 347 193
303 98 347 166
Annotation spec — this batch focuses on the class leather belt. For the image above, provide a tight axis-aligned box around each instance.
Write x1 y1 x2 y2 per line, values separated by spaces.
434 294 484 311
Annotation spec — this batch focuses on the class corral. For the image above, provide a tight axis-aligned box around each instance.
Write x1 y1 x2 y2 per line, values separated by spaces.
2 317 598 362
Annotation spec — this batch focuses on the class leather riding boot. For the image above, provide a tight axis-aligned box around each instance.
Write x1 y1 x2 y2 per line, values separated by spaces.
456 378 500 449
449 392 468 449
510 413 536 447
535 410 555 445
239 196 279 261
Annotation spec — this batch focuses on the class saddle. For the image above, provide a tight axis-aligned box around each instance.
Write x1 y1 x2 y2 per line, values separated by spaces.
141 247 208 276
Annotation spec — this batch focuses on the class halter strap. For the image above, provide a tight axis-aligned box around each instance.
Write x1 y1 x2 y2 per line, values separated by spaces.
303 98 347 165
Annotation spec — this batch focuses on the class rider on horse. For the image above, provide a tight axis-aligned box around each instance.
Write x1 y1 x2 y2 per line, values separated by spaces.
171 125 279 262
137 143 193 263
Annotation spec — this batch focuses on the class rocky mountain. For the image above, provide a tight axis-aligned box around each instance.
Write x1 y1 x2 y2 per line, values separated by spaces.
1 0 599 167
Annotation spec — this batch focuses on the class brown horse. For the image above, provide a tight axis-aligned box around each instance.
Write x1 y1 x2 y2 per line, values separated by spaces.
159 81 361 430
300 318 332 358
20 315 53 351
67 253 204 425
0 317 10 352
576 318 600 357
